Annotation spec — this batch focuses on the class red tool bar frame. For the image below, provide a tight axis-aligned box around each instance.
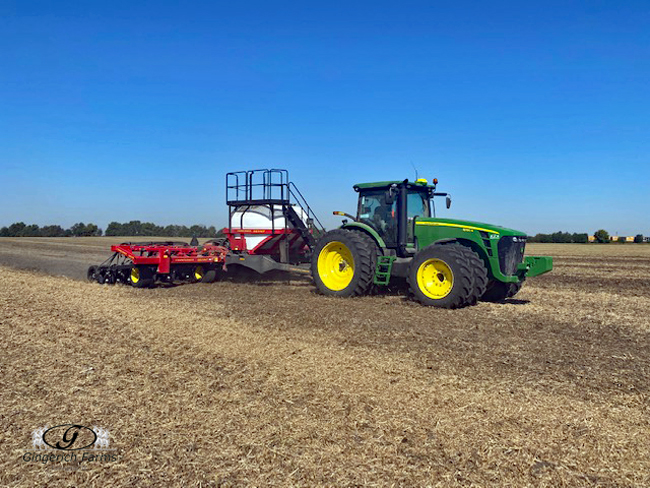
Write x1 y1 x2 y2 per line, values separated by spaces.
110 243 229 274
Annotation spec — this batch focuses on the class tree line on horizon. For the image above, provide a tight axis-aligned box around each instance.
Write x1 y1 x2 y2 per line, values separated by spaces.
1 221 646 243
529 230 646 243
0 221 223 238
527 232 589 243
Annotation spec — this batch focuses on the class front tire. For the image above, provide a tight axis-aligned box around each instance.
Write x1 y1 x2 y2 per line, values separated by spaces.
481 280 524 302
407 244 474 308
463 247 488 305
311 229 377 297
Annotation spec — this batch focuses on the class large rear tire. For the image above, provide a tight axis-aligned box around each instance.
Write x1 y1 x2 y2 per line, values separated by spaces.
311 229 377 297
407 244 474 308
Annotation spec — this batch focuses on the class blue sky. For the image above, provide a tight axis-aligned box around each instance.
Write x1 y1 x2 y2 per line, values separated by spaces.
1 1 648 235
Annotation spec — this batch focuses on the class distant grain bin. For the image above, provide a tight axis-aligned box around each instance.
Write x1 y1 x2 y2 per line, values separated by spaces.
588 235 639 242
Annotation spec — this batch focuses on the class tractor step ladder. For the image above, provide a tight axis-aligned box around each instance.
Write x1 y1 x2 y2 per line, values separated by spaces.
374 255 396 285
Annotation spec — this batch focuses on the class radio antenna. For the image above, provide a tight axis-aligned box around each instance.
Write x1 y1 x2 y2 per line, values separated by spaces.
410 161 419 180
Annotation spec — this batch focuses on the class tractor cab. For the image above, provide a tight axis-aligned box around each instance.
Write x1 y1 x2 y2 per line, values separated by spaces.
353 178 447 255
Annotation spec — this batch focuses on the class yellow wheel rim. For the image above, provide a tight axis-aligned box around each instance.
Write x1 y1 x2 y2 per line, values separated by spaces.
317 241 355 291
194 266 204 281
130 267 140 284
416 258 454 299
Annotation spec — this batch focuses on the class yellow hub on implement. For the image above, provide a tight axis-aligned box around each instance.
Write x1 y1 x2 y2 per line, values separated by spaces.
416 258 454 299
130 267 140 284
194 265 204 281
317 241 355 291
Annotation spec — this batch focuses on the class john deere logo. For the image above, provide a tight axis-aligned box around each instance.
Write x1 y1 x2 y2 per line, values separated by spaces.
42 424 97 450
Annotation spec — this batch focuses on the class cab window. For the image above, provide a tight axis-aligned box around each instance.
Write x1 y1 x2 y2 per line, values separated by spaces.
358 190 397 244
407 191 430 219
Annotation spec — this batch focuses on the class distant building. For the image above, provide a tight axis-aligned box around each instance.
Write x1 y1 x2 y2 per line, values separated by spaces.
588 235 642 243
607 235 636 242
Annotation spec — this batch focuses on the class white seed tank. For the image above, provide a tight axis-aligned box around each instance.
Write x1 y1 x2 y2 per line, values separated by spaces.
231 205 309 249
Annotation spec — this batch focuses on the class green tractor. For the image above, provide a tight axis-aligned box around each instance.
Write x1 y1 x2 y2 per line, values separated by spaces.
311 178 552 308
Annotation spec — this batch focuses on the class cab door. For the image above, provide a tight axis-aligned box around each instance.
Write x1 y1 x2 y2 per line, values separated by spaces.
357 190 398 247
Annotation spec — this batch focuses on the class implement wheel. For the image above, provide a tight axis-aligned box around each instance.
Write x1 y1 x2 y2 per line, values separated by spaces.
311 229 377 297
407 244 474 308
129 266 154 288
193 265 218 283
87 266 98 282
193 265 205 283
202 268 218 283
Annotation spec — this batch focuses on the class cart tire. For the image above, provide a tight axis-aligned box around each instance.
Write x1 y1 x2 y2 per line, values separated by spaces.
129 266 154 288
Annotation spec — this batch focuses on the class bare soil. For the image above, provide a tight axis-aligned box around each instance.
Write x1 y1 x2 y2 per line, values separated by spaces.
1 239 649 487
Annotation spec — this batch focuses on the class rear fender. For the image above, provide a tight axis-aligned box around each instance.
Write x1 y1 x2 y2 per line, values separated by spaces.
341 222 386 249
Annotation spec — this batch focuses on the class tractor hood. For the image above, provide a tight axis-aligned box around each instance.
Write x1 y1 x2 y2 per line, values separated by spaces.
416 218 527 237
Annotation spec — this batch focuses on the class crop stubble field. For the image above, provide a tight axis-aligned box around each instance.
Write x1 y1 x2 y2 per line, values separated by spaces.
1 238 649 487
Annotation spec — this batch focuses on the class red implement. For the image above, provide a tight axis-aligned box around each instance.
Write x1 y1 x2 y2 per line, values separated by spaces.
111 242 229 274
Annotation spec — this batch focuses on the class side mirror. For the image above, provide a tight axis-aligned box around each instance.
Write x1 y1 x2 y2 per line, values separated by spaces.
446 195 452 209
385 185 397 205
